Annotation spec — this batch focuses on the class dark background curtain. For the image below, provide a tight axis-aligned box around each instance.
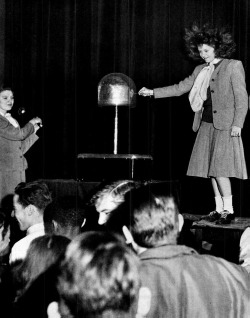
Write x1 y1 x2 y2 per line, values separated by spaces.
1 0 250 214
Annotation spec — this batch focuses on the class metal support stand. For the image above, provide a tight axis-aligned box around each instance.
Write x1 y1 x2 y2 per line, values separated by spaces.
114 105 118 154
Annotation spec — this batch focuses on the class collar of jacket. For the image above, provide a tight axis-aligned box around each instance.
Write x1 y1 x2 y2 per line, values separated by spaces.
139 244 198 261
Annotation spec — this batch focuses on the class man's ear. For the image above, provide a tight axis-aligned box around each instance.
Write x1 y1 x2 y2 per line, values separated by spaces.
27 205 34 216
178 214 184 232
122 226 146 255
122 225 134 245
52 220 59 232
47 301 61 318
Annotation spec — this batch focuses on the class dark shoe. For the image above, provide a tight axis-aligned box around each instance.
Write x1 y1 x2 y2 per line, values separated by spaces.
200 211 221 222
215 211 235 225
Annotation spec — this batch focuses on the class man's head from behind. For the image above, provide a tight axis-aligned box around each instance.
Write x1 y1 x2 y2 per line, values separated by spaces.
44 196 86 240
13 181 52 231
55 231 140 318
125 184 183 248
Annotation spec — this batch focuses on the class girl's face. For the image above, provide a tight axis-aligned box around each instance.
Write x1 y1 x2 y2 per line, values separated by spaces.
0 90 14 114
198 44 216 63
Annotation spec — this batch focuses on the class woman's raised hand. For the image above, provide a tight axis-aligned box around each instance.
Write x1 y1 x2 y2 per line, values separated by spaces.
138 87 153 97
29 117 42 126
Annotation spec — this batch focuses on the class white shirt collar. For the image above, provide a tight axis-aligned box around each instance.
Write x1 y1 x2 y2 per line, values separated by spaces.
27 222 44 235
0 110 7 117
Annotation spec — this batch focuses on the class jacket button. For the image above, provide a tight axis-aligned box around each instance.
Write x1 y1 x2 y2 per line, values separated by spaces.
213 110 217 113
211 90 214 93
211 79 215 81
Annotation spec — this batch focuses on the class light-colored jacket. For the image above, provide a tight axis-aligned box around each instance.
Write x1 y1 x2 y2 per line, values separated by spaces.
0 115 39 203
0 114 38 171
137 245 250 318
154 59 248 132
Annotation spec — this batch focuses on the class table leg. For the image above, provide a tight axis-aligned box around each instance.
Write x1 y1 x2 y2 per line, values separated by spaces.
131 159 134 179
192 228 203 253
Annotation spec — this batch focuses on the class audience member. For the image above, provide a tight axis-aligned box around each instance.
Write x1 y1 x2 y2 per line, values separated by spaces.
122 184 250 317
12 234 70 318
239 227 250 273
13 234 70 297
48 231 141 318
89 179 142 225
0 211 12 317
0 211 11 262
44 196 86 239
9 180 52 263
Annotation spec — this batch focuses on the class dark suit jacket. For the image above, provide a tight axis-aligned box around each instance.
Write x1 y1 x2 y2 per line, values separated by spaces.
153 59 248 132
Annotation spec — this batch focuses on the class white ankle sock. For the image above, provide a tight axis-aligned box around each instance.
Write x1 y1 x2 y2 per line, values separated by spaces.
214 196 223 213
222 195 234 214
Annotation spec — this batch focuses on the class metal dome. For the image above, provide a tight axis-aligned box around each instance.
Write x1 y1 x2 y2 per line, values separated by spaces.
98 73 136 107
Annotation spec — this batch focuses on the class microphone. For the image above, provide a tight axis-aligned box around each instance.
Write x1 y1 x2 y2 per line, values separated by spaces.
18 107 26 115
18 107 43 128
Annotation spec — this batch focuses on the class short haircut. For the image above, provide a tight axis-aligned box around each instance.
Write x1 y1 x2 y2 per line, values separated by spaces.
44 196 86 234
184 23 236 60
127 184 180 247
14 181 52 211
57 231 140 318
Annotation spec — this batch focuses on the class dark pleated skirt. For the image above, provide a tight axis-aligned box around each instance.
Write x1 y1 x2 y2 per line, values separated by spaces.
187 121 248 179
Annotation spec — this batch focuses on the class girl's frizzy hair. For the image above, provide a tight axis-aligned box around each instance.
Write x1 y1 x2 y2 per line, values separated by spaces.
184 23 236 60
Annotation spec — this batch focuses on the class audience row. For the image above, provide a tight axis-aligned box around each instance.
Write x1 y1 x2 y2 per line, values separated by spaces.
0 179 249 317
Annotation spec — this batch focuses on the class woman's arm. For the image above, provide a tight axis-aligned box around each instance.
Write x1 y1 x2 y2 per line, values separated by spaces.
0 116 41 141
153 71 197 98
21 134 39 154
139 64 204 99
231 61 248 128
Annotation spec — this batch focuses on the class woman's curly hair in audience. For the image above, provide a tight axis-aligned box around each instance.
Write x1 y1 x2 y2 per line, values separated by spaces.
184 23 236 61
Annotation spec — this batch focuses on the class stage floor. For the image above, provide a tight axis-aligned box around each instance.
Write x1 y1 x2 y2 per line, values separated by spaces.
181 213 250 264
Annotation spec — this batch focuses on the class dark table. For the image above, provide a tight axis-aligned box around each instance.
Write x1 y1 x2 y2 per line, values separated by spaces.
77 153 153 179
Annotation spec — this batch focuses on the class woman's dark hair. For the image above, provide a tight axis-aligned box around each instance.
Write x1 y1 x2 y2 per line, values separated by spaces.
184 23 236 60
0 86 13 95
12 235 70 298
0 211 10 240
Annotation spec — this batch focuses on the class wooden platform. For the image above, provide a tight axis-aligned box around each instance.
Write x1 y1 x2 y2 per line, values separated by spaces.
183 213 250 230
182 213 250 263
